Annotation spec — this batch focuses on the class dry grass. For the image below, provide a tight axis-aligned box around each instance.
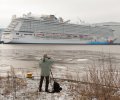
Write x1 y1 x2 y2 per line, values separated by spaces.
68 54 120 100
1 67 27 96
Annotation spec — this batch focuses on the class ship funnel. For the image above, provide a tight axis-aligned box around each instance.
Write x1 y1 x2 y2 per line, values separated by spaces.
12 15 16 20
27 12 32 17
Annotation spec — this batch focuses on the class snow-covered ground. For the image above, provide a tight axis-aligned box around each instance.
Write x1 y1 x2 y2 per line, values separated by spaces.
0 66 77 100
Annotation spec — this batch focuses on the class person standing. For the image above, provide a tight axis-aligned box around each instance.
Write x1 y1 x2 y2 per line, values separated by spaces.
39 54 54 92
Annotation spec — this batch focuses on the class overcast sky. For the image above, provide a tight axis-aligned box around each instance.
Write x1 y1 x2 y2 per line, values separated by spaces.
0 0 120 28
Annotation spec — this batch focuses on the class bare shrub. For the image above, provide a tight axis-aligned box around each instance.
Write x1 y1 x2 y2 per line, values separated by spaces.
2 67 27 96
69 54 120 100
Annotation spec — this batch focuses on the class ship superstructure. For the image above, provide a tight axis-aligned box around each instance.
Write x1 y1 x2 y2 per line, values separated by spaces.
1 13 115 44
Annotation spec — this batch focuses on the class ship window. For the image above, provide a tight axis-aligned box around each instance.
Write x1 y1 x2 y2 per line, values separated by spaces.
4 33 10 35
24 34 32 35
16 33 19 35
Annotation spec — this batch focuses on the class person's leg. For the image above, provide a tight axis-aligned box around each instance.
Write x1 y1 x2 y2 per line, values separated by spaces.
45 76 49 92
39 76 44 92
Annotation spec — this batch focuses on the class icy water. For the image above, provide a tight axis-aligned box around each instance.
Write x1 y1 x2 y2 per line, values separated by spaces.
0 44 120 77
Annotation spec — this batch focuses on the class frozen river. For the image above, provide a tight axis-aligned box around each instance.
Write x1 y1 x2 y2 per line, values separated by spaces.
0 44 120 78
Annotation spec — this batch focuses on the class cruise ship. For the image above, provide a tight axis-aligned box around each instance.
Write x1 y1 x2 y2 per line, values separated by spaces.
1 13 115 44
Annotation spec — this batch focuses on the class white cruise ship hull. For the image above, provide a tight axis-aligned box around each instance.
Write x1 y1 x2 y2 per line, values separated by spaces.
1 32 113 44
3 38 111 44
5 38 89 44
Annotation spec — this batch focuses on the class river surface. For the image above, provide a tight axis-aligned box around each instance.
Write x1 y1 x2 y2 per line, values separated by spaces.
0 44 120 77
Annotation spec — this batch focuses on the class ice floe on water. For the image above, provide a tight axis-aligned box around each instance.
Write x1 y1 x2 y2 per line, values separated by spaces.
77 59 88 62
55 65 66 69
